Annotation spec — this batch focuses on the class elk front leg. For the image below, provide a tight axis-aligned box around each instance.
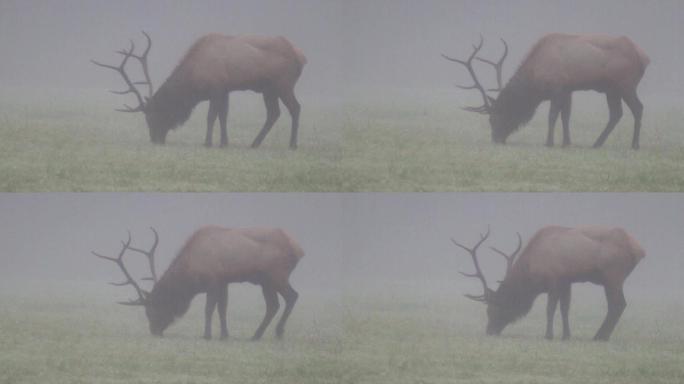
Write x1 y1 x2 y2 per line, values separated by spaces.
218 93 229 147
252 284 279 341
546 99 562 147
217 284 229 339
560 93 572 147
204 290 219 340
594 286 626 341
205 99 220 147
559 284 572 340
546 290 560 339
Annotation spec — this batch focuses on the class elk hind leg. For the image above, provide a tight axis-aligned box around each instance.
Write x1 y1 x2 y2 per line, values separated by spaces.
593 92 623 148
594 285 626 341
204 289 219 340
252 284 279 341
559 284 572 340
623 92 643 150
275 283 299 338
217 284 229 339
205 99 220 147
546 290 560 339
251 92 280 148
279 89 301 150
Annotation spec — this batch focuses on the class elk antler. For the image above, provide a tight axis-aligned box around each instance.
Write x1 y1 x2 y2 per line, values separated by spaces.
442 35 493 115
92 229 159 305
451 226 492 303
476 38 508 92
91 31 154 112
490 232 522 281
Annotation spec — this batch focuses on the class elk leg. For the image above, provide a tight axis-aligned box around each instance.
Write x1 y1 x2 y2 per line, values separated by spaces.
275 283 299 338
593 92 623 148
594 286 626 341
560 93 572 147
205 99 220 147
622 92 643 150
545 290 559 339
559 284 572 340
218 93 229 147
217 284 229 339
251 92 280 148
279 90 301 150
546 99 562 147
204 290 219 340
252 284 279 341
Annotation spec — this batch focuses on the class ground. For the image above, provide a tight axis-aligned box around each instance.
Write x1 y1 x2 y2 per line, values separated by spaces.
1 280 682 384
1 88 683 191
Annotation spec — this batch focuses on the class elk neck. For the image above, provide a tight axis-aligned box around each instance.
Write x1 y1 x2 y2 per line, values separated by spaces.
495 264 543 322
494 71 545 132
147 263 198 318
149 74 203 130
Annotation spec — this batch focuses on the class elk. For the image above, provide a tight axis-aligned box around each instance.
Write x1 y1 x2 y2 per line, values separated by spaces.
93 226 304 340
92 32 307 149
443 34 649 149
452 225 644 341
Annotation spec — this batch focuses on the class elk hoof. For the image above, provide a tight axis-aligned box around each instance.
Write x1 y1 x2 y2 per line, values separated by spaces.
203 334 211 340
544 334 553 340
220 333 229 340
204 142 212 148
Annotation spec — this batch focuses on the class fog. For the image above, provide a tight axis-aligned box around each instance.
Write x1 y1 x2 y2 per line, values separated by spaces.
1 0 683 100
0 194 681 302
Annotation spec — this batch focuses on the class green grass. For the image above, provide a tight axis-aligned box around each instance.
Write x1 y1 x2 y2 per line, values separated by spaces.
1 280 683 383
1 88 683 191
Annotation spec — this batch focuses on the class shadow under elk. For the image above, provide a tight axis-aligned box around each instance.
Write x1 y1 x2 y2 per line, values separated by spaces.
452 225 644 341
93 226 304 340
92 32 307 149
443 33 649 149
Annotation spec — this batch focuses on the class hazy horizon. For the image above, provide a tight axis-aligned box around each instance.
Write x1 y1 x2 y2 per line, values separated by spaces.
1 0 682 100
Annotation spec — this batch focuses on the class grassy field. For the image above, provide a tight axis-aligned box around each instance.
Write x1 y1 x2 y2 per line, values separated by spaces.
1 280 683 383
1 88 684 191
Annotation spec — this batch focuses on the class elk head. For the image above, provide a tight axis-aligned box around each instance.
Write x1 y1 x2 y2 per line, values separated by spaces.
442 36 511 144
451 227 522 336
93 227 171 336
92 32 169 144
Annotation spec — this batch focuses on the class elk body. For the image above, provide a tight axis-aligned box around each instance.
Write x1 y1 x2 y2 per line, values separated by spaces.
93 32 306 149
94 226 304 340
452 225 644 341
444 34 649 149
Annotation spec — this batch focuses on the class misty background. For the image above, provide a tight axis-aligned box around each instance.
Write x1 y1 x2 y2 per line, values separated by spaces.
0 193 681 302
0 0 682 102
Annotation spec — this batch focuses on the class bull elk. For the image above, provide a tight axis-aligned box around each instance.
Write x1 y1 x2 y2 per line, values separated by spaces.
452 225 644 341
92 32 306 149
93 226 304 340
443 33 649 149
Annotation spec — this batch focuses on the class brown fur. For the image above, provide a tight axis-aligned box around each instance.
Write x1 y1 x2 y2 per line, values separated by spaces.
145 226 304 340
484 225 644 341
144 34 306 148
489 33 649 149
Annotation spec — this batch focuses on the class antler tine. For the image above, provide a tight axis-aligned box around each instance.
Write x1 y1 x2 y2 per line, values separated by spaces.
91 35 148 112
125 227 159 284
442 35 492 114
92 231 149 305
490 231 523 276
476 38 509 92
125 31 154 97
451 225 492 302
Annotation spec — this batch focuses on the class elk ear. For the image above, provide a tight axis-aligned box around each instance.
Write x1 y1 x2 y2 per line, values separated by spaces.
487 95 496 105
